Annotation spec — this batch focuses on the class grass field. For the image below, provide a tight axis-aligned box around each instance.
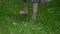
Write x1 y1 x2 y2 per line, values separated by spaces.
0 0 60 34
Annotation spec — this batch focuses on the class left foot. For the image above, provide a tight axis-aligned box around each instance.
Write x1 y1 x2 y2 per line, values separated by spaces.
32 15 36 20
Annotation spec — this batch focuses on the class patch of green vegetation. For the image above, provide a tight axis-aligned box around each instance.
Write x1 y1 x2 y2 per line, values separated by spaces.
0 0 60 34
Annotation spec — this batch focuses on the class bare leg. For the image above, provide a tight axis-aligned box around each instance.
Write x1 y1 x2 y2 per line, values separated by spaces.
20 0 28 14
32 3 38 20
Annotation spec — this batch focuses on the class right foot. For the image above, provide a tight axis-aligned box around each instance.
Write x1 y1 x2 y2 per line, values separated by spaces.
20 10 28 14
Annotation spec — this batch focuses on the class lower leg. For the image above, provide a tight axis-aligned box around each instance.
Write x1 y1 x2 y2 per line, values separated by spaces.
32 3 38 20
23 0 28 11
20 0 28 14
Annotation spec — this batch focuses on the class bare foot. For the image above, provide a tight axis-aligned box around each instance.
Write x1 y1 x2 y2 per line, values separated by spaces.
32 15 36 20
20 10 28 14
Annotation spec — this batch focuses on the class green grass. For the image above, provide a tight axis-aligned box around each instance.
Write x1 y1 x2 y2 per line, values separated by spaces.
0 0 60 34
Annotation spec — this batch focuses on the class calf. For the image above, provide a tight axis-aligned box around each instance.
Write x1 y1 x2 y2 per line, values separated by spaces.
20 0 49 20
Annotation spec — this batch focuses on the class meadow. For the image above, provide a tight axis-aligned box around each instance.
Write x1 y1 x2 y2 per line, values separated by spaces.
0 0 60 34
